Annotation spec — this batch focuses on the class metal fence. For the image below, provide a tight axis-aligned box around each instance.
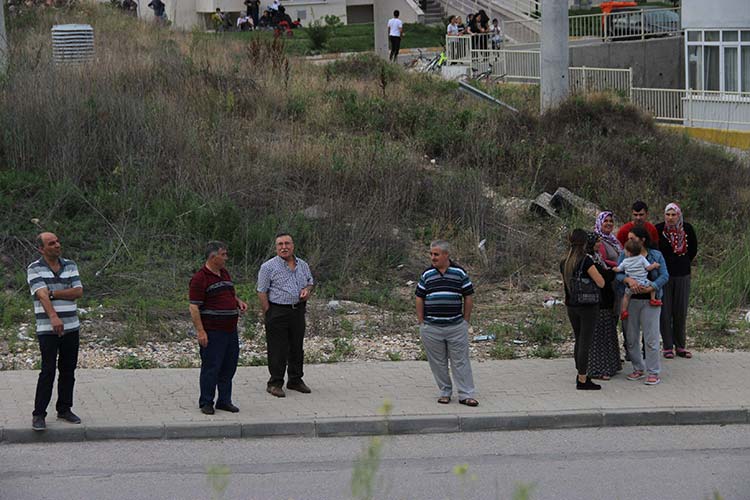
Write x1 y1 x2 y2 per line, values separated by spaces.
471 49 541 80
569 67 632 95
447 7 681 48
502 19 541 45
569 8 681 41
631 88 750 128
446 35 472 64
467 50 632 92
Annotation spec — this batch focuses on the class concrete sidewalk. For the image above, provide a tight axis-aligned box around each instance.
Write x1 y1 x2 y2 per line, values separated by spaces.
1 352 749 443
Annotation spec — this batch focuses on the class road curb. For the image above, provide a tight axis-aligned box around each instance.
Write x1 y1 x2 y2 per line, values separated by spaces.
2 408 748 443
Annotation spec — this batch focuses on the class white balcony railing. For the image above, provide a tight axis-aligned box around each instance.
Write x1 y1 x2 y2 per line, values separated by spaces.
569 8 681 41
569 67 632 95
632 88 750 128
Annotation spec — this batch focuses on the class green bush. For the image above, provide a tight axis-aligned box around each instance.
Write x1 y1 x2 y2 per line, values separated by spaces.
116 355 157 369
489 341 515 360
530 345 558 359
306 20 331 51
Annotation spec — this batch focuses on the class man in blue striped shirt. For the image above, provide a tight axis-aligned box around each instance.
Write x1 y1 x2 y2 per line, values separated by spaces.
415 240 478 407
27 232 84 431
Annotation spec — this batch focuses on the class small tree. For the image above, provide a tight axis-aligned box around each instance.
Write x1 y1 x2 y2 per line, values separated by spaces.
306 15 343 53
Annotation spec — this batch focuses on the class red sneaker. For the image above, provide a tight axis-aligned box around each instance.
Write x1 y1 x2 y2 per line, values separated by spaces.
649 299 663 307
620 311 629 321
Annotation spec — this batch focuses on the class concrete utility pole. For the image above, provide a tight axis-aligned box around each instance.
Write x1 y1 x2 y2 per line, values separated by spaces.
0 1 8 74
373 3 390 60
540 0 569 113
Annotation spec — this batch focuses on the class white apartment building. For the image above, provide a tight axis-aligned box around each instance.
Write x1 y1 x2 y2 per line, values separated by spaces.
138 0 422 30
683 0 750 93
681 0 750 130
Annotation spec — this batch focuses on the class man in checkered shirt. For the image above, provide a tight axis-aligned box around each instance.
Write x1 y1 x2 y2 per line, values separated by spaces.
257 233 314 398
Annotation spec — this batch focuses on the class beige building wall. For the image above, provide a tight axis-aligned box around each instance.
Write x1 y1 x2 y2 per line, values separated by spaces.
133 0 420 29
375 0 422 58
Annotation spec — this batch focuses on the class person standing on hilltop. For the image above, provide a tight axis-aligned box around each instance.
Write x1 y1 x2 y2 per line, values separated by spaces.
244 0 260 26
189 241 248 415
387 10 404 63
656 203 698 359
28 232 84 431
121 0 137 16
147 0 166 24
416 240 479 406
257 233 314 398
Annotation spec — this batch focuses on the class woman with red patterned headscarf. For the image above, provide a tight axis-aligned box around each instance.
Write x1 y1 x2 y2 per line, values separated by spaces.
655 203 698 359
594 211 623 269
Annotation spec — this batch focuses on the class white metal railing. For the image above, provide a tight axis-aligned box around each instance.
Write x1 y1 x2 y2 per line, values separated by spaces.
446 33 504 64
502 18 541 44
446 35 472 64
438 0 540 22
467 51 632 91
446 7 680 49
471 49 540 80
631 88 750 128
569 67 632 95
569 8 681 41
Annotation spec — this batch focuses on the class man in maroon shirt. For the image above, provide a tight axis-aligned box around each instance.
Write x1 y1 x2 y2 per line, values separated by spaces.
189 241 248 415
616 201 659 247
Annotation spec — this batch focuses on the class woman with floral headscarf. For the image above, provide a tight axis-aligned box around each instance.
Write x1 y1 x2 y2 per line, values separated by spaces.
655 203 698 359
585 232 621 379
594 211 623 269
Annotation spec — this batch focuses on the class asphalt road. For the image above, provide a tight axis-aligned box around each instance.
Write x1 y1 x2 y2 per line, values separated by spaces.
2 425 749 500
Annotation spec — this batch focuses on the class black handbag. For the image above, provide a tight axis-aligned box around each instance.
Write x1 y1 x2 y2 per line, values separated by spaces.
568 259 600 306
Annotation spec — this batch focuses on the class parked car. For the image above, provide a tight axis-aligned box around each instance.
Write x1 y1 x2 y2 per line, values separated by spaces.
606 7 680 40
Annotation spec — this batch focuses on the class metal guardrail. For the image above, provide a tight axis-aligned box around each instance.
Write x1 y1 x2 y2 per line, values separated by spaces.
466 49 632 91
631 88 750 128
569 7 681 41
569 66 632 95
471 49 540 80
502 18 540 44
445 7 680 48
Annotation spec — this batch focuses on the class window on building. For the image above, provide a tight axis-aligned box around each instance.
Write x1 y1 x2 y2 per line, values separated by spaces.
688 46 702 90
686 29 750 93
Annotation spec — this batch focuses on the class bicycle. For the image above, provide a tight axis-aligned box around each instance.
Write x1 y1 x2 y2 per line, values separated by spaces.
468 63 507 83
403 48 429 70
421 47 447 74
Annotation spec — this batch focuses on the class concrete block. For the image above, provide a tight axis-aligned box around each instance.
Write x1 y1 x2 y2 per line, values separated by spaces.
529 192 559 218
602 409 676 427
241 419 315 438
460 413 530 432
440 65 469 81
388 415 459 435
85 425 165 441
674 408 749 426
526 410 603 430
3 426 85 443
316 417 388 437
165 423 241 440
549 187 599 218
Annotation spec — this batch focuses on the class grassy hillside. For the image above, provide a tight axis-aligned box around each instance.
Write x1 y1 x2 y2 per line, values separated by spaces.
1 3 749 350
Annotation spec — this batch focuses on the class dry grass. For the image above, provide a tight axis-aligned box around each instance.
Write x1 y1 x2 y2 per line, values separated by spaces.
1 3 749 346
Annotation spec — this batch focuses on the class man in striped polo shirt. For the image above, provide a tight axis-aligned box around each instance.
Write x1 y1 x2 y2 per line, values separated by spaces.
415 240 479 407
189 241 248 415
27 232 84 431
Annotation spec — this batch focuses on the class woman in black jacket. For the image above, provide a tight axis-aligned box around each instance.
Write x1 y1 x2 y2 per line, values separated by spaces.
656 203 698 359
561 229 606 390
